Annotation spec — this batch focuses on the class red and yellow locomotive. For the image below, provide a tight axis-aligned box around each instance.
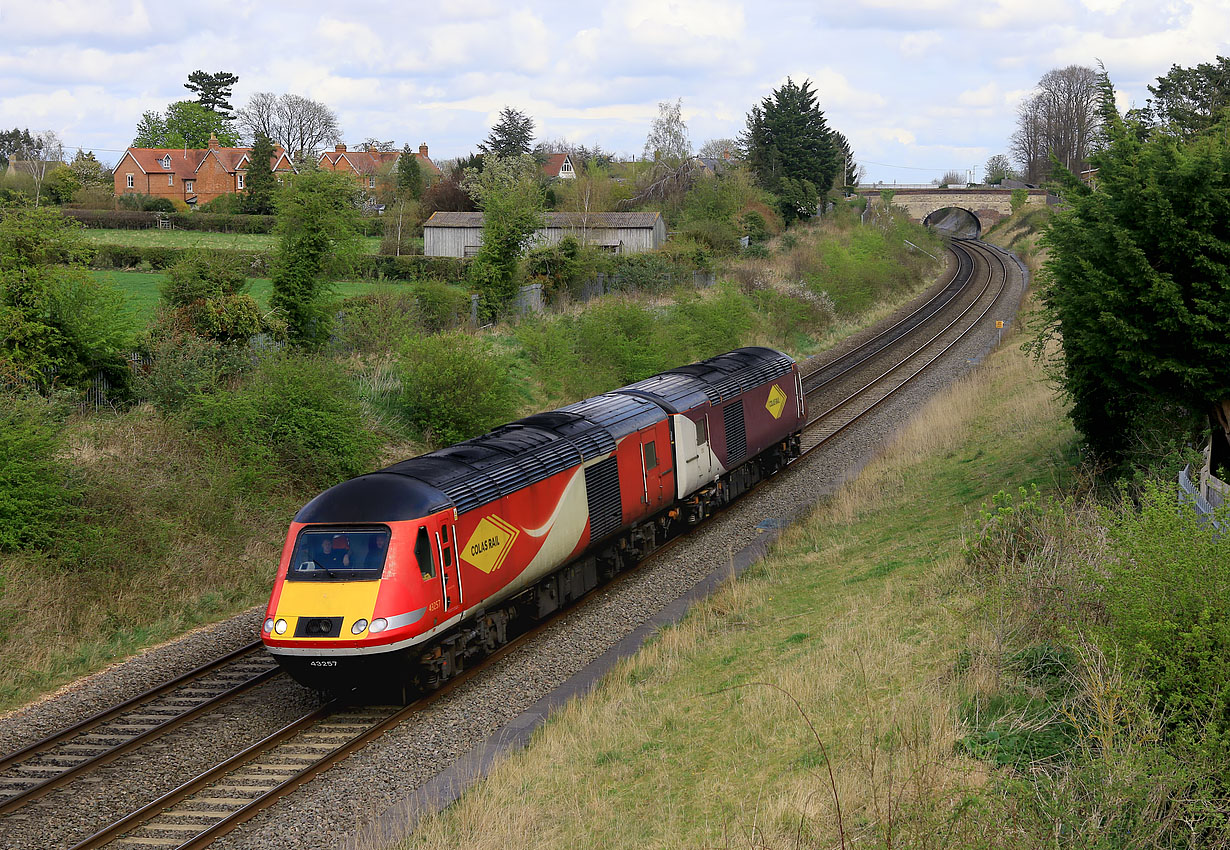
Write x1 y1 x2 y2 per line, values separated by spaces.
262 347 806 690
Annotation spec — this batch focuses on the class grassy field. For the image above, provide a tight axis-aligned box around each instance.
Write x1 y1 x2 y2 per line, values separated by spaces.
400 299 1077 849
81 227 383 254
92 270 389 327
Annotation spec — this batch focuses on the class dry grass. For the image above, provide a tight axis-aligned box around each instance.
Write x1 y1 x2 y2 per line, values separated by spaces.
397 294 1075 848
0 407 298 708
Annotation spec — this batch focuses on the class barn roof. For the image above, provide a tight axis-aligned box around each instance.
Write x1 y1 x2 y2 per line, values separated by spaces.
424 211 662 229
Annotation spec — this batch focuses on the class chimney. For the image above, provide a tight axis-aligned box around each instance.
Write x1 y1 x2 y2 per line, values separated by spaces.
418 143 428 159
208 133 220 150
336 143 347 152
366 143 377 152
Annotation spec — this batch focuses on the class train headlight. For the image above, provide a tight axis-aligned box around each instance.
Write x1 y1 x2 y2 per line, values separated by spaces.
263 618 274 634
274 619 288 635
351 619 368 635
369 618 388 633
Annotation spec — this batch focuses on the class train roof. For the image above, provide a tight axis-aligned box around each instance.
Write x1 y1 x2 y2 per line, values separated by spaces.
295 472 452 523
617 347 795 411
312 393 665 519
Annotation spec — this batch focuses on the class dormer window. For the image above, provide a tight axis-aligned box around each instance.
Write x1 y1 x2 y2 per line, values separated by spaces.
162 155 172 168
562 160 572 172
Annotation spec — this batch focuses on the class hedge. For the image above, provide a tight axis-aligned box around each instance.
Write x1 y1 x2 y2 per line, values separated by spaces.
90 245 467 282
62 208 386 237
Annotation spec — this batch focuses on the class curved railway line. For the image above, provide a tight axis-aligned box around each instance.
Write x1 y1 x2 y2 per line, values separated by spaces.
1 238 1018 850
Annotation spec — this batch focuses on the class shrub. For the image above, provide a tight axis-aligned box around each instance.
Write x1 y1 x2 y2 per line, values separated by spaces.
198 194 245 214
399 331 518 444
1010 188 1028 214
1100 482 1230 772
145 197 175 213
185 354 377 489
678 218 741 254
334 286 421 354
0 402 79 552
412 280 471 332
137 329 251 411
667 284 754 362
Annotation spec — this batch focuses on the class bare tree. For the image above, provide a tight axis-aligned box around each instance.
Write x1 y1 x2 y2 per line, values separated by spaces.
14 130 64 207
698 138 739 161
236 93 342 161
1010 66 1101 183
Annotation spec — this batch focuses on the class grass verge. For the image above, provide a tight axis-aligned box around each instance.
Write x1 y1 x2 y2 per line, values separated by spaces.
398 298 1077 848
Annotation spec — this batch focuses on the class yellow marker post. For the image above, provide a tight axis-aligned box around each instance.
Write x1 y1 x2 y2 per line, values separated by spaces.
995 320 1004 345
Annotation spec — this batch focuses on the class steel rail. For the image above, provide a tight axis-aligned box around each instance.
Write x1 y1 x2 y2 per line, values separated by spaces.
800 239 1009 455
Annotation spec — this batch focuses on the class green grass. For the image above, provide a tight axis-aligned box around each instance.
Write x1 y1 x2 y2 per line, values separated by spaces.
92 270 390 326
81 227 382 254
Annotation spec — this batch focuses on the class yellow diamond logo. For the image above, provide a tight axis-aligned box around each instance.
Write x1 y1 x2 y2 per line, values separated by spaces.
461 516 520 574
765 384 787 419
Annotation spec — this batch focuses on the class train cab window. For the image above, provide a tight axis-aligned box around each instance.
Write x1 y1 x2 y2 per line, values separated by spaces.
643 441 658 471
695 417 708 445
415 526 437 580
287 528 389 582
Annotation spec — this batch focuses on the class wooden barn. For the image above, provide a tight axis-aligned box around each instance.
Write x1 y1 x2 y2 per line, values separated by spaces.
423 211 667 257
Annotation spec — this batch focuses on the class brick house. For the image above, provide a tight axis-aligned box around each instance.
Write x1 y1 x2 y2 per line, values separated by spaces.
112 134 296 206
318 142 441 193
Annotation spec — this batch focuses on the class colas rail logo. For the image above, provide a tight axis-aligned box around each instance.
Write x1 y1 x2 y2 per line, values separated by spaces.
765 383 787 419
461 516 520 573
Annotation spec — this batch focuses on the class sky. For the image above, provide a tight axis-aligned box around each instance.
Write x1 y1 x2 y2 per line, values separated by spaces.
1 0 1228 183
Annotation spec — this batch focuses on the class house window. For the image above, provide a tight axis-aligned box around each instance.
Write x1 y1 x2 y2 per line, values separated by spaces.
185 180 194 193
237 173 245 190
126 174 134 189
562 161 572 172
369 176 376 189
162 155 171 168
168 174 174 187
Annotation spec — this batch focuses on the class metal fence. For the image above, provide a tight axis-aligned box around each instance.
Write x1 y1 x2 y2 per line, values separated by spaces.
1180 463 1227 534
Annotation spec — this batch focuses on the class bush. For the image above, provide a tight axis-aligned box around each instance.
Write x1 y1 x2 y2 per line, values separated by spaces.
1100 482 1230 771
678 218 741 254
185 354 377 490
412 280 471 332
145 198 175 213
399 331 518 444
0 402 79 552
334 286 421 354
137 330 252 411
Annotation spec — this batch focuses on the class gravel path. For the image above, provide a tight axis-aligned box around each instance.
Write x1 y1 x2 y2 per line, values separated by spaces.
0 242 1026 850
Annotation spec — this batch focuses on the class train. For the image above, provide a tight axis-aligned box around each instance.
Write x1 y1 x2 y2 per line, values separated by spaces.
261 347 807 691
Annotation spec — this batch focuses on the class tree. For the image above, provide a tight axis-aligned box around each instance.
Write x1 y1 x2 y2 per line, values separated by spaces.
1010 65 1101 183
741 78 839 223
1034 71 1230 468
10 131 64 207
237 93 342 160
1143 55 1230 138
43 165 80 205
461 154 544 318
643 99 691 165
698 138 740 161
184 70 239 119
69 150 108 186
984 153 1015 184
480 107 536 158
270 170 364 345
396 144 423 200
132 102 238 149
829 131 860 190
244 133 278 215
0 128 35 170
0 206 132 389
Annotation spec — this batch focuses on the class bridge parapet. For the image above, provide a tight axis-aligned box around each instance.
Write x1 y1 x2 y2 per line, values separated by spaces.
858 187 1050 231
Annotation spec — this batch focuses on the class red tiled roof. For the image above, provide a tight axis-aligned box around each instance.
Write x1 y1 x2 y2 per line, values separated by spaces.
542 152 572 178
321 147 442 177
119 145 291 180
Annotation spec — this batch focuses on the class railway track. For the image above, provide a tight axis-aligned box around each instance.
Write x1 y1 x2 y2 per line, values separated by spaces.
0 644 278 816
4 237 1014 850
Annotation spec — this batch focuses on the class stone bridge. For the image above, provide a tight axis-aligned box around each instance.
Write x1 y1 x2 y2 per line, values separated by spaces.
857 187 1051 236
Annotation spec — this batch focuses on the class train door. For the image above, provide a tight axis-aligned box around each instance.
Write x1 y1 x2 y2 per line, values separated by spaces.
436 519 462 617
640 431 665 507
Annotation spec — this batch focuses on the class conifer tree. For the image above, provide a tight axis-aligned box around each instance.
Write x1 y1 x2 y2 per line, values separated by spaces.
244 133 277 215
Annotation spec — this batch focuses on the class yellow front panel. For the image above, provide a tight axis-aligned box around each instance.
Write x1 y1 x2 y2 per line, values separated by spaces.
275 581 381 636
